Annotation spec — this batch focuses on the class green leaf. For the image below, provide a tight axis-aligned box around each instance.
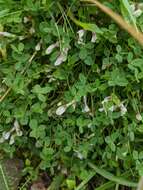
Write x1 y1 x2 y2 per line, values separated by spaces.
66 179 76 190
32 84 53 94
108 68 128 86
30 125 46 139
0 10 22 24
79 48 88 60
84 56 94 65
133 150 138 160
29 119 38 129
130 58 143 71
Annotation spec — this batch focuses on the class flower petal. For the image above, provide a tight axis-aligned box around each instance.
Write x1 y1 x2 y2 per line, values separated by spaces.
56 105 67 116
45 42 59 55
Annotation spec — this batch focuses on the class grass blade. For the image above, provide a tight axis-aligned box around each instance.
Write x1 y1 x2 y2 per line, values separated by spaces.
95 171 133 190
95 181 115 190
75 172 96 190
88 162 137 187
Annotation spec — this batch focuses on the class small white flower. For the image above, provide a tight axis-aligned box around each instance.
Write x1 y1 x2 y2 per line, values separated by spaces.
77 29 85 44
23 17 30 23
45 42 59 55
19 36 25 41
14 120 23 136
57 101 62 106
14 120 20 129
2 132 10 140
99 107 104 112
134 9 142 17
131 4 142 17
56 100 75 116
54 54 66 66
83 105 90 112
35 40 42 51
56 105 67 116
120 103 127 116
9 135 15 145
91 32 97 43
136 113 142 121
82 96 90 112
48 78 56 82
54 47 69 66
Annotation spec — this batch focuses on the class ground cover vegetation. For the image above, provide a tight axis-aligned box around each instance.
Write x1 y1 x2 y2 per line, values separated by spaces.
1 0 143 189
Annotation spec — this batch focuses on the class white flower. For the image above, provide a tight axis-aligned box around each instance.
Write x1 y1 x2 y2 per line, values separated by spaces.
14 120 20 129
45 42 59 55
120 103 127 116
56 100 76 116
23 17 30 23
56 105 67 116
91 32 97 43
83 105 90 112
82 96 90 112
99 107 104 112
77 29 85 44
19 36 25 41
57 101 62 106
54 54 66 66
2 131 10 140
131 4 142 17
35 40 42 51
14 120 23 136
54 47 69 66
136 113 142 121
48 78 56 82
134 9 142 17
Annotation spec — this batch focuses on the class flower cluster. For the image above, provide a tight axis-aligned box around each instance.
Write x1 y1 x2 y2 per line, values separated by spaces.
0 120 22 145
99 96 127 116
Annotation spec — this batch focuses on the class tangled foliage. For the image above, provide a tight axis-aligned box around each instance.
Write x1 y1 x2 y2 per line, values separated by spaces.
1 0 143 189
